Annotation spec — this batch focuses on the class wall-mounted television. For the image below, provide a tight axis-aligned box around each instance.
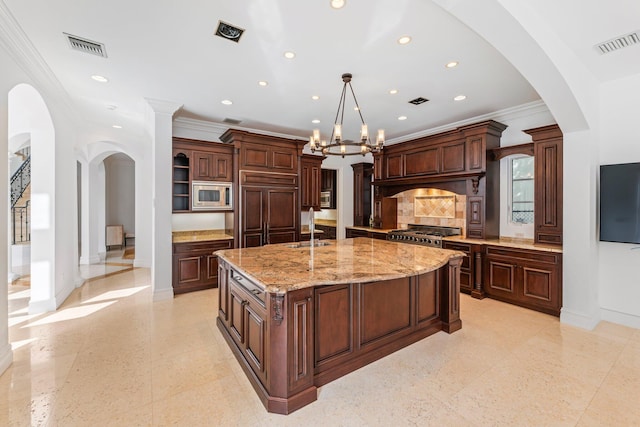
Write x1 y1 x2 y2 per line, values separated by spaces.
599 162 640 244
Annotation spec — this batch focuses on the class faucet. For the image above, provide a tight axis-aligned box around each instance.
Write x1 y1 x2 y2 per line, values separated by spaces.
309 207 315 245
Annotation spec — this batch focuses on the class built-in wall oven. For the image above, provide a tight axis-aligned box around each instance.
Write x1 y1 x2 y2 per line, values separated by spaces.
192 181 232 210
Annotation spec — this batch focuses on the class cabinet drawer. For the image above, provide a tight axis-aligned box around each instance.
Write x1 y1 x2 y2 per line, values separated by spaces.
229 269 266 306
173 239 233 254
485 246 560 265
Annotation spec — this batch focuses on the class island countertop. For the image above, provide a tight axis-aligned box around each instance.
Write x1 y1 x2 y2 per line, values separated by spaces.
216 237 464 294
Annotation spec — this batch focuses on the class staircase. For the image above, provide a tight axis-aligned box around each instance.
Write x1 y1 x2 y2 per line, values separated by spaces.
11 151 30 244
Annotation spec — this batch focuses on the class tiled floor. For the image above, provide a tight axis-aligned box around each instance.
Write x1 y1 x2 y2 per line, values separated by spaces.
2 258 639 426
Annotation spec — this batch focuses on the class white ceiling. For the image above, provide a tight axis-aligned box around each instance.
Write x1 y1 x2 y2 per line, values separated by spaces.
3 0 639 146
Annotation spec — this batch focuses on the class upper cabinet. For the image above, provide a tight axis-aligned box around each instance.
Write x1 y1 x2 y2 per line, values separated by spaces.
301 154 323 211
525 125 563 246
172 137 234 213
192 150 232 182
321 169 337 209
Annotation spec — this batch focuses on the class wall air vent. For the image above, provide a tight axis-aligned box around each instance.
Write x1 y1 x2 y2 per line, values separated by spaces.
215 21 245 43
408 97 429 105
223 118 242 125
595 31 639 54
64 33 107 58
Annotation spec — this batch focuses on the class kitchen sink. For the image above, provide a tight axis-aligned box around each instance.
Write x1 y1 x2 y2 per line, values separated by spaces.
286 240 331 248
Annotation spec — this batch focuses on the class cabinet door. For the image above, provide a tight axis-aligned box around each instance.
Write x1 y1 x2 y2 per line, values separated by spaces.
301 157 322 210
242 186 266 248
404 148 439 176
205 254 219 283
174 255 203 286
442 241 472 293
244 302 267 384
218 262 229 322
534 139 563 245
193 151 215 180
214 152 233 181
520 260 561 314
441 141 466 173
265 188 298 244
485 257 516 297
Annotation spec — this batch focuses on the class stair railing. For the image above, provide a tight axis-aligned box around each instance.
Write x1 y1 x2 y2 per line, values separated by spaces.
10 155 31 208
12 200 30 244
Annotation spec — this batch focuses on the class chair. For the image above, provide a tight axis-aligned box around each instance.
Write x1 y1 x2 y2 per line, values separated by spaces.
106 225 124 250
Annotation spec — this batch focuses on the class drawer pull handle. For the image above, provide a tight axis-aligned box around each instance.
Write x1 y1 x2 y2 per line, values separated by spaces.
251 289 262 296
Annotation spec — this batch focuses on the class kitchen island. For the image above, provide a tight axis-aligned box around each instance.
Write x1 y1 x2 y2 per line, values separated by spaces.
216 238 464 414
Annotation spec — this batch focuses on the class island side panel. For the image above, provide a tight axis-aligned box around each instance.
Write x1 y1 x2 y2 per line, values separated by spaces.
441 256 463 333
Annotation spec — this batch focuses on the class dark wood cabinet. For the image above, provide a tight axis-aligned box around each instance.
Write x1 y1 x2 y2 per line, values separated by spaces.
321 169 337 209
373 196 397 229
172 239 233 294
192 150 232 182
301 154 323 211
525 125 563 246
442 241 473 294
351 163 373 226
172 151 190 212
483 245 562 316
372 120 506 238
227 269 268 386
172 137 234 213
345 227 388 240
315 224 336 239
241 184 298 248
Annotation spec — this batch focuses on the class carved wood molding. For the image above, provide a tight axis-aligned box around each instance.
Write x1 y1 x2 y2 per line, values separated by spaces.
487 143 534 161
271 294 285 325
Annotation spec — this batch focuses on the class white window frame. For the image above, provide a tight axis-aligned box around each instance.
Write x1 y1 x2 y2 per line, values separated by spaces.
500 155 534 238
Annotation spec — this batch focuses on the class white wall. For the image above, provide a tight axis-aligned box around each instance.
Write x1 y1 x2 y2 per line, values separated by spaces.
597 73 640 327
104 153 135 236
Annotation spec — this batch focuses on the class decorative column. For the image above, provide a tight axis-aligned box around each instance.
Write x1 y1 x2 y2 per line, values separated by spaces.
145 98 182 300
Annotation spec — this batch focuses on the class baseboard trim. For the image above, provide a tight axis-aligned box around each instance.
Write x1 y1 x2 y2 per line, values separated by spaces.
79 255 101 265
153 288 174 301
0 343 13 376
28 298 57 315
560 308 600 330
600 308 640 329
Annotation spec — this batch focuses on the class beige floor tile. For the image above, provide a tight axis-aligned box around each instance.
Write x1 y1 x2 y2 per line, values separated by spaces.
3 266 640 425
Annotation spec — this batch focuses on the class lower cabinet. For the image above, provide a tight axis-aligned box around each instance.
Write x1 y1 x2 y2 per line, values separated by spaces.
172 239 233 294
315 224 336 239
442 241 473 294
227 270 268 386
483 245 562 316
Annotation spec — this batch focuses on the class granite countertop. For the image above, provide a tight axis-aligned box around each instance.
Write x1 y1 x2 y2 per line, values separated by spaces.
300 225 325 235
443 235 563 253
314 219 337 227
217 237 465 294
346 226 396 234
172 229 234 243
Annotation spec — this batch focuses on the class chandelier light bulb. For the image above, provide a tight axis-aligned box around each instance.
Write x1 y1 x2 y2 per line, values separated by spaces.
360 124 368 140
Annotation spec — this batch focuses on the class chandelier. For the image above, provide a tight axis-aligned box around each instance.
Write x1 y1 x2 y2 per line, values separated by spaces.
309 73 384 157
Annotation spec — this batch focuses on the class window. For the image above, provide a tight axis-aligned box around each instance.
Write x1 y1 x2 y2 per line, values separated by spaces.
510 156 534 224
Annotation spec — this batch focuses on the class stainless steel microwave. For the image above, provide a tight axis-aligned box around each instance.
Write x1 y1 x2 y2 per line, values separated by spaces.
192 181 232 210
320 191 331 208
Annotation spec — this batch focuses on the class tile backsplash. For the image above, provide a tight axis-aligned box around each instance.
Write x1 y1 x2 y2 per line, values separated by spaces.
394 188 466 233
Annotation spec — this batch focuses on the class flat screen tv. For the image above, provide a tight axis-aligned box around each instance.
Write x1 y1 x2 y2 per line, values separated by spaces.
599 162 640 244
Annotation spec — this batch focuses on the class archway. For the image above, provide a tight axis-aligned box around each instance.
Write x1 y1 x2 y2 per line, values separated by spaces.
8 83 57 314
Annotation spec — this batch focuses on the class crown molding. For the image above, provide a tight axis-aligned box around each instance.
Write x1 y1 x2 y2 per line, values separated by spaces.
172 116 307 142
386 100 551 145
0 1 78 122
144 98 183 116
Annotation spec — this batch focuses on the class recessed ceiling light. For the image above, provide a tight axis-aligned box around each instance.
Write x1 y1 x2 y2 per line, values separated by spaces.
454 95 467 101
91 75 108 83
284 51 296 59
258 81 268 87
389 89 398 95
398 116 408 121
311 95 320 100
397 36 412 45
221 99 233 105
330 0 346 9
112 125 122 129
312 119 320 124
446 61 459 68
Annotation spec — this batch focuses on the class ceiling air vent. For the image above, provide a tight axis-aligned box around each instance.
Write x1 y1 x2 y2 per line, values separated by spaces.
215 21 245 43
408 97 429 105
223 118 242 125
595 31 639 54
64 33 107 58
